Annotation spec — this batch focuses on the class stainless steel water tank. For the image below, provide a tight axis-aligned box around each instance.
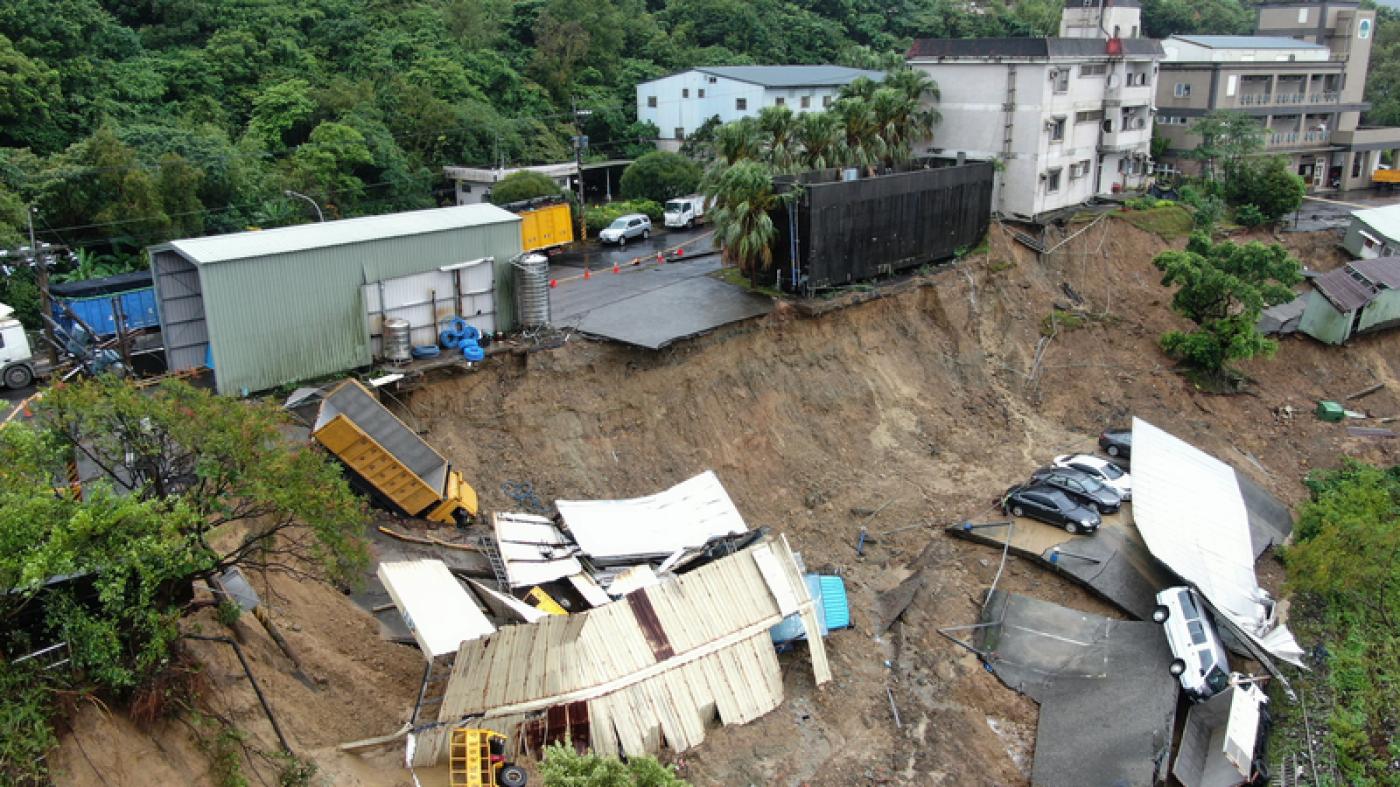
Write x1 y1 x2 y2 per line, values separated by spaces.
383 318 412 362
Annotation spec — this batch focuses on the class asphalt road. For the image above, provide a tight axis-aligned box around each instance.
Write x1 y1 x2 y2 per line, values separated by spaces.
548 224 714 269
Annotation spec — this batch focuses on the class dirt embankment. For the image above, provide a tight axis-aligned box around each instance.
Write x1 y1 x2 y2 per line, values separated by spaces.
51 217 1400 786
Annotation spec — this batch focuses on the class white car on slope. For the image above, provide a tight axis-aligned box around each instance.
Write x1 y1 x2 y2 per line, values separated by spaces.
1153 586 1231 701
1052 453 1131 500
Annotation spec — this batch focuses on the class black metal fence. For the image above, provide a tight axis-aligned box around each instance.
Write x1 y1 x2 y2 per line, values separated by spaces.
770 161 994 295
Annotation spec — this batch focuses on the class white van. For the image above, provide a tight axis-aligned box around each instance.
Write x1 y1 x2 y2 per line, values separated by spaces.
663 195 706 229
1153 586 1232 701
0 303 37 389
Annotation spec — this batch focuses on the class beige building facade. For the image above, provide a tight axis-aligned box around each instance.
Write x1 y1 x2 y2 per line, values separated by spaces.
1155 0 1400 191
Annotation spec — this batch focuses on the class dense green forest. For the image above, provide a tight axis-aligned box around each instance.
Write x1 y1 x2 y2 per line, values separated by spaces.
0 0 1392 286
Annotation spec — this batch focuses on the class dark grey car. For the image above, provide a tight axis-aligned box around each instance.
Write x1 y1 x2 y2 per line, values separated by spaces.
1029 467 1123 514
1002 483 1102 534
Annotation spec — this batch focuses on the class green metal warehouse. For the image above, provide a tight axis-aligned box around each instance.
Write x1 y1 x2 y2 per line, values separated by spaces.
149 204 523 395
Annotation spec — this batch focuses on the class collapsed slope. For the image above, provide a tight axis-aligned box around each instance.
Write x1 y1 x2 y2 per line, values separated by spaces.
51 216 1400 786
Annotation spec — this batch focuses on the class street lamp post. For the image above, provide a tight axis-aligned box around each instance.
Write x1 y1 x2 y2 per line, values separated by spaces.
284 189 324 222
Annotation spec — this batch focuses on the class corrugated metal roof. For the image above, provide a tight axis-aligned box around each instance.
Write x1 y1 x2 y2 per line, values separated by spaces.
555 471 748 562
1350 256 1400 289
1172 34 1328 50
1313 265 1378 312
166 204 519 265
493 512 583 588
692 65 884 88
415 536 831 765
1130 418 1303 667
907 37 1163 59
377 560 495 660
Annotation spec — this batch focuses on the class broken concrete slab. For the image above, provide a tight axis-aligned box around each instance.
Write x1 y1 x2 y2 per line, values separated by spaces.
977 590 1178 787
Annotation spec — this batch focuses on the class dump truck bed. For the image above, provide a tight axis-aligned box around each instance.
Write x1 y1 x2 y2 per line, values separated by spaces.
1373 169 1400 184
519 202 573 253
313 380 470 520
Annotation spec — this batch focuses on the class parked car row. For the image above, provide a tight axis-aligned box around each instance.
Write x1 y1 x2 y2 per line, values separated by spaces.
999 443 1132 535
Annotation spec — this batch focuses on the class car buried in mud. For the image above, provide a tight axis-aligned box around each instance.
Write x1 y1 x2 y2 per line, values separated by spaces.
1001 483 1101 534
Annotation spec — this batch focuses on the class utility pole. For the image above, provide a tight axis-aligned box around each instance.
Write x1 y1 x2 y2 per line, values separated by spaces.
572 98 592 240
28 206 58 364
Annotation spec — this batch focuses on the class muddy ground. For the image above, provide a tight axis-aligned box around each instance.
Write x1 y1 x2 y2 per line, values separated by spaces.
49 217 1400 786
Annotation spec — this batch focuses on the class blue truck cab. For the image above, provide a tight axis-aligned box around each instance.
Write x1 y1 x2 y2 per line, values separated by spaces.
770 574 850 646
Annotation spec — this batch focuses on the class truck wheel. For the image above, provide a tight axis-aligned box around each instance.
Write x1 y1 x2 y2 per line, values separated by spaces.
642 229 650 240
497 764 528 787
686 219 695 229
3 364 33 390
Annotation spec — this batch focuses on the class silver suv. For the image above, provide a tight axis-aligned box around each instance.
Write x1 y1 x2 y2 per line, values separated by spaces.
599 214 651 247
1153 586 1231 700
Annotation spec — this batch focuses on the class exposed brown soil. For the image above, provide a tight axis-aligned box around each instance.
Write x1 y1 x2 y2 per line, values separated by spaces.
50 216 1400 786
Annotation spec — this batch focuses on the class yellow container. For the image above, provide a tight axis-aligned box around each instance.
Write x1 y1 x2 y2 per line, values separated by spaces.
519 202 574 253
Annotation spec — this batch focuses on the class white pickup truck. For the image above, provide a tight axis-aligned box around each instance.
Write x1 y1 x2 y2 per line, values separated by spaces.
0 303 37 389
663 194 707 229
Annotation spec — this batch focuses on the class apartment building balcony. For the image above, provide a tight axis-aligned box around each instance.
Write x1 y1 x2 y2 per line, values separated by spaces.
1236 91 1341 108
1103 81 1155 107
1100 122 1152 153
1266 130 1331 149
1331 127 1400 149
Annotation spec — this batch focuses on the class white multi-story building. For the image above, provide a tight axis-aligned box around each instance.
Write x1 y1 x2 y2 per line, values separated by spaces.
636 66 884 151
907 0 1162 221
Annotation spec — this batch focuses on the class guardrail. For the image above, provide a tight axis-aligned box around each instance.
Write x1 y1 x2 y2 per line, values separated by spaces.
1238 91 1340 107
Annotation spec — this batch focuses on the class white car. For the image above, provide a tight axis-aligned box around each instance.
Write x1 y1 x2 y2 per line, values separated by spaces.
598 214 651 246
1153 586 1231 700
1052 453 1131 500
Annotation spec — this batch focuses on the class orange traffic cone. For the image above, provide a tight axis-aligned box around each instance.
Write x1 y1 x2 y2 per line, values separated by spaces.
612 261 620 274
676 247 685 258
583 267 591 280
549 279 558 288
657 251 664 265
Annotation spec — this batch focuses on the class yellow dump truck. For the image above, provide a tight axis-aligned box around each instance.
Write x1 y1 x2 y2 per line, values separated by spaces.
513 199 574 253
312 380 478 524
1373 168 1400 187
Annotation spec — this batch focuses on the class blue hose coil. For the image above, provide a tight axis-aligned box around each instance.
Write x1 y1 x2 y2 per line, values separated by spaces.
462 342 485 362
411 345 441 359
448 316 468 334
460 325 481 342
439 329 462 348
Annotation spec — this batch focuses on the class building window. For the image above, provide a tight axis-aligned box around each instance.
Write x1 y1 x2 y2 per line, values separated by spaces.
801 95 811 109
1174 83 1191 98
1080 64 1107 77
675 127 685 140
736 98 747 110
1052 69 1069 93
775 97 785 106
1076 110 1104 123
647 96 657 108
699 88 705 98
707 76 717 83
822 95 833 108
1360 18 1372 39
1298 7 1309 23
1046 168 1062 193
1048 117 1066 142
682 88 690 98
1070 159 1092 178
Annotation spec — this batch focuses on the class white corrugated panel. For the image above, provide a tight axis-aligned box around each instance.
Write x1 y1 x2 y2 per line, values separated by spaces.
1130 418 1304 666
1223 684 1266 777
363 258 495 352
377 560 495 659
168 204 519 264
493 512 582 588
556 471 748 561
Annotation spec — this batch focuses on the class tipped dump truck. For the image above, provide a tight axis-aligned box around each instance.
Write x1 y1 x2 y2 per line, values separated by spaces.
312 380 478 524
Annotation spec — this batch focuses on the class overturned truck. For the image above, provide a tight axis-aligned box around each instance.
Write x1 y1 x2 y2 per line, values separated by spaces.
312 379 478 524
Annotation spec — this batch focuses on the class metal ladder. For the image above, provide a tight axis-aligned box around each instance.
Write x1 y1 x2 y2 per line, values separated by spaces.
999 64 1018 214
475 534 510 590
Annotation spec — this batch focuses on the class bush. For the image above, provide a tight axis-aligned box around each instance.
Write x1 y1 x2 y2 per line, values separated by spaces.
539 743 689 786
1223 156 1305 223
619 152 702 203
584 199 663 234
490 171 564 205
1192 195 1224 230
1234 203 1266 227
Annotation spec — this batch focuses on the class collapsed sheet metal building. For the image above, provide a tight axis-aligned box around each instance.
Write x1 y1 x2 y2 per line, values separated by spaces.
1130 417 1304 667
408 535 830 765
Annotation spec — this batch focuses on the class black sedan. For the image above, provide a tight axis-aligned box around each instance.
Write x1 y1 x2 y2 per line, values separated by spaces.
1002 484 1101 534
1098 429 1132 459
1029 467 1123 514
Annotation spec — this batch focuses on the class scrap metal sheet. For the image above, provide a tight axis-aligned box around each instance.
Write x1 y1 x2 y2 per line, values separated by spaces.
556 471 748 561
377 560 494 659
1130 418 1304 666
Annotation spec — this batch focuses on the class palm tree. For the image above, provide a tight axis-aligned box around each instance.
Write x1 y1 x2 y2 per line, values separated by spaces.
832 96 885 172
757 105 800 173
711 117 763 167
796 111 843 171
705 159 790 287
838 75 881 103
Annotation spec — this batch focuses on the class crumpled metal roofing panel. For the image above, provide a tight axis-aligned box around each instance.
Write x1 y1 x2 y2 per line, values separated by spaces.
555 471 748 561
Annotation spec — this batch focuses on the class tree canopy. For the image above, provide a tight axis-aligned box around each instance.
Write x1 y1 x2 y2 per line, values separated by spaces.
490 170 565 204
620 151 703 203
1151 232 1302 378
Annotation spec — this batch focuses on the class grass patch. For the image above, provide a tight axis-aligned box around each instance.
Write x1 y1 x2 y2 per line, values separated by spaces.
1116 204 1194 240
1039 308 1091 336
710 266 784 298
988 258 1015 274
